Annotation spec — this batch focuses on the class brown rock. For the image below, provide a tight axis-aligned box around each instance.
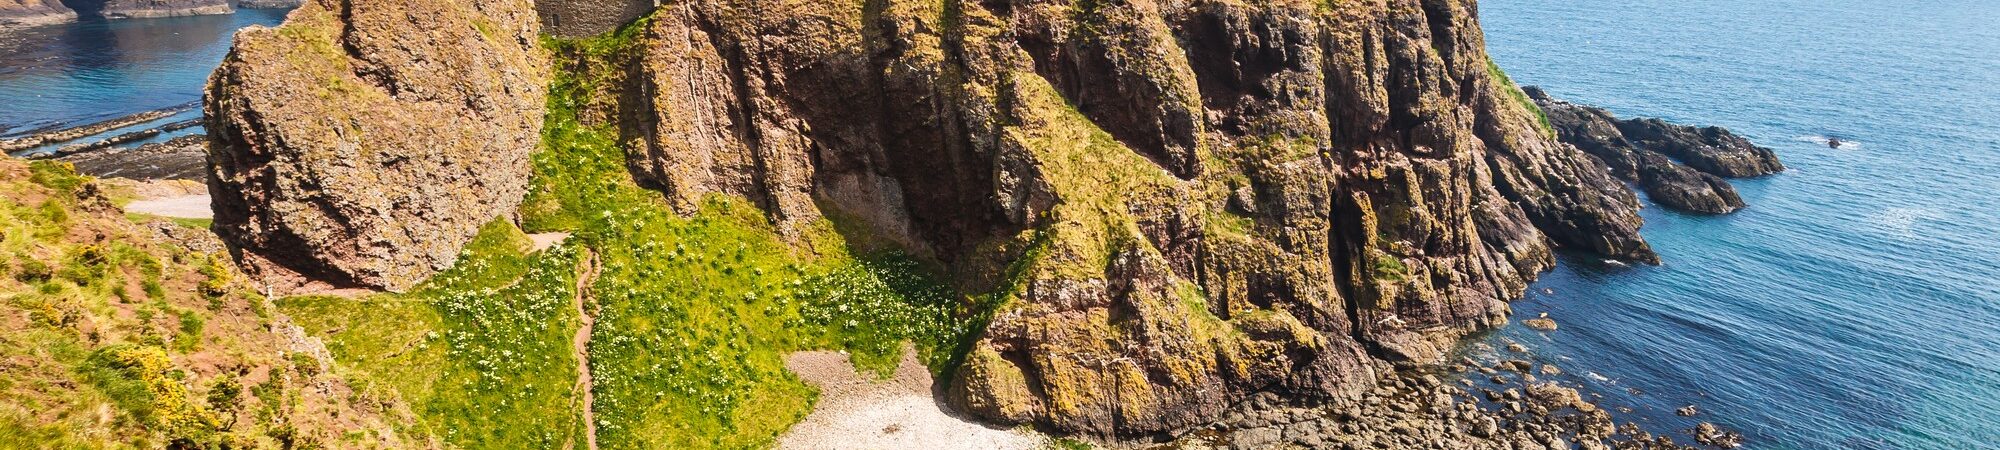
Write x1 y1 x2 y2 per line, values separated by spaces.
1523 318 1559 331
206 0 548 292
0 0 76 28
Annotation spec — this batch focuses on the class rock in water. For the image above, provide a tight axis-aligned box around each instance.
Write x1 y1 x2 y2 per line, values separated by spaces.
1527 87 1771 214
206 0 548 292
0 0 78 28
90 0 234 19
1523 318 1559 331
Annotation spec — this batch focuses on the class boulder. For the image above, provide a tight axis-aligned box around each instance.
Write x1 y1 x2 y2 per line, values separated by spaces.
206 0 548 292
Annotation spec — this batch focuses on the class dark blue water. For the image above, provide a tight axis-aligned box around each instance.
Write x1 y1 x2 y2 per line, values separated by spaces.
1479 0 2000 448
0 9 288 147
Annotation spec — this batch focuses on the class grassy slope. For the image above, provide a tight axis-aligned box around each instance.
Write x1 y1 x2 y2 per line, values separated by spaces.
0 161 313 448
1487 59 1557 138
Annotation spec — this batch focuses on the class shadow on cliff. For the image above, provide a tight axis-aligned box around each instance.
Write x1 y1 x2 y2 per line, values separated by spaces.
58 0 110 20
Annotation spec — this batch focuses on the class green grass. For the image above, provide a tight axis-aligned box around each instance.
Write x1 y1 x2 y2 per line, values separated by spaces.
531 30 982 448
280 219 586 449
1487 59 1556 139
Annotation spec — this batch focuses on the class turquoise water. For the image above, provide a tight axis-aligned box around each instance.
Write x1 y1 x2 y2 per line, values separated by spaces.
0 9 288 147
1479 0 2000 448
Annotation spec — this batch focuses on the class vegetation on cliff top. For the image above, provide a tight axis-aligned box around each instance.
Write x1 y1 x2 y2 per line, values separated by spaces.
1488 59 1557 138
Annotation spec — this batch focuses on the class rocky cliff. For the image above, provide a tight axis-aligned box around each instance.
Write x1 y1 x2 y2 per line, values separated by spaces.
1529 87 1783 214
205 0 547 292
203 0 1757 441
562 0 1652 437
0 0 77 28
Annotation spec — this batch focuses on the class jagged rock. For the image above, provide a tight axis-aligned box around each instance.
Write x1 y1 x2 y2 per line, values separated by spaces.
0 0 76 27
206 0 548 292
1693 422 1744 448
1634 151 1744 214
1529 87 1777 214
1617 118 1783 178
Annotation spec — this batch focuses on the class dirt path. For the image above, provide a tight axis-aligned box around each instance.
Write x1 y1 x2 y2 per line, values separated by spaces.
529 232 572 253
571 249 602 450
124 194 211 219
776 347 1041 450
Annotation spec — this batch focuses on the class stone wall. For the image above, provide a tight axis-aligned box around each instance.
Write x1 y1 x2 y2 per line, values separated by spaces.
535 0 652 38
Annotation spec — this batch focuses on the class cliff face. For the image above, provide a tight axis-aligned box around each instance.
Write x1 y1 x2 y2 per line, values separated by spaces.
585 0 1650 436
205 0 548 292
0 0 76 28
1530 88 1783 214
206 0 1700 440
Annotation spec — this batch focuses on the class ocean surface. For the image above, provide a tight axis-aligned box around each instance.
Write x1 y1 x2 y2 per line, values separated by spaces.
1477 0 2000 448
0 9 288 153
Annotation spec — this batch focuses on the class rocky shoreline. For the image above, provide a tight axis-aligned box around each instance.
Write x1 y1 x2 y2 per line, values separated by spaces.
1141 338 1747 450
0 0 76 28
0 101 198 154
0 0 279 28
44 134 208 182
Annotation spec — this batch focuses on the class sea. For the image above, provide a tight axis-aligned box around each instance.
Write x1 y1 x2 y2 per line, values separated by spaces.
1477 0 2000 448
0 1 1994 449
0 8 288 154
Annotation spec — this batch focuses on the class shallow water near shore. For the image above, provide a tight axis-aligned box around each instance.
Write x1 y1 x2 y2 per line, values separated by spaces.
1479 0 2000 448
0 9 288 149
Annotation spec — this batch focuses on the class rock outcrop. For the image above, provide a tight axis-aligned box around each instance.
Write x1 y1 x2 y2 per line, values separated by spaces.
0 0 76 28
548 0 1657 437
205 0 548 292
91 0 234 19
1529 87 1781 214
535 0 651 38
234 0 301 9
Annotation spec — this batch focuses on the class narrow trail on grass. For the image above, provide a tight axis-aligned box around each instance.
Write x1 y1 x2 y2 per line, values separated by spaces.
571 248 602 450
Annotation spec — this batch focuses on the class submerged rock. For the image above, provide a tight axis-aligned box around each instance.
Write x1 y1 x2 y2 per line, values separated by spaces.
206 0 548 292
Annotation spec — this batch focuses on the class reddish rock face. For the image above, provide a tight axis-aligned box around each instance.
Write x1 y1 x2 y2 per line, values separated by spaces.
205 0 548 292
